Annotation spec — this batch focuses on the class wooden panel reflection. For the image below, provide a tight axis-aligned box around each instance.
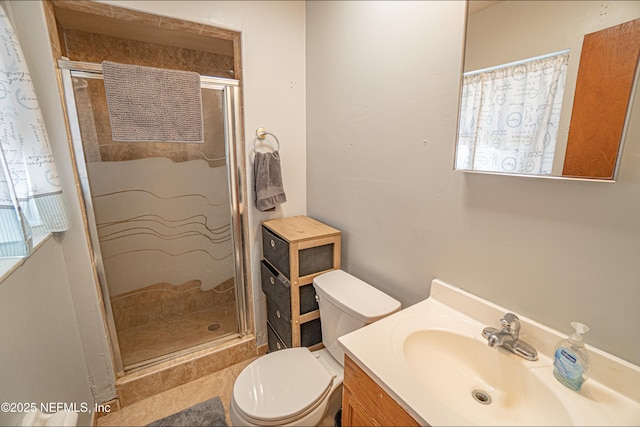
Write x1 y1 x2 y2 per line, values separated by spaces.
563 18 640 179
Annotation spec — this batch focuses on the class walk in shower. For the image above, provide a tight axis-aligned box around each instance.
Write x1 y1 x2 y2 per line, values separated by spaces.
58 60 249 372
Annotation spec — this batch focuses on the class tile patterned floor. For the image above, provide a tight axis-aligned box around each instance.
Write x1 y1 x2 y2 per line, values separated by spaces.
97 353 340 427
98 356 255 426
118 301 238 367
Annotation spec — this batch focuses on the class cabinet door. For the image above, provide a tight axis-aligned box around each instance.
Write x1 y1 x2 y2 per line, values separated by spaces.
342 356 421 427
342 386 380 427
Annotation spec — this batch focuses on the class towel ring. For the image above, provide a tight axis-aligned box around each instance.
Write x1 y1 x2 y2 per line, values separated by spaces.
254 127 280 152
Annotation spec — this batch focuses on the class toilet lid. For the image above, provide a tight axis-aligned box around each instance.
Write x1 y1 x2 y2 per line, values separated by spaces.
233 347 334 422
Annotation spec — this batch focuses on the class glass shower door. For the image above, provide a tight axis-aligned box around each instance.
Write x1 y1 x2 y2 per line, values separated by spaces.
61 63 247 371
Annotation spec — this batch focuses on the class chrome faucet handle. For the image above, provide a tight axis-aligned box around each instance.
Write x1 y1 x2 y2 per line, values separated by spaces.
483 313 537 360
500 313 520 335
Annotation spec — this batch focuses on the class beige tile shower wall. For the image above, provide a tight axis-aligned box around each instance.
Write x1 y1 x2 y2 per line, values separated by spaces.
64 28 232 166
62 28 234 77
73 79 227 165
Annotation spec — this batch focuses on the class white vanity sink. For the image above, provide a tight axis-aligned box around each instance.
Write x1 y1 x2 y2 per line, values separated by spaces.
339 279 640 426
401 329 572 426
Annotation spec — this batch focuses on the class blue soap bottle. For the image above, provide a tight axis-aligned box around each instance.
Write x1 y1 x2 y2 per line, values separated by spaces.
553 322 591 391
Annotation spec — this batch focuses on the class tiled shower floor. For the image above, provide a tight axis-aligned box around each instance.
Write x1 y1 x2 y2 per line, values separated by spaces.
117 300 238 368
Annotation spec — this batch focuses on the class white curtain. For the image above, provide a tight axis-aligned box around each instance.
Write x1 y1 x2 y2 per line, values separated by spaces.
457 52 569 175
0 6 69 257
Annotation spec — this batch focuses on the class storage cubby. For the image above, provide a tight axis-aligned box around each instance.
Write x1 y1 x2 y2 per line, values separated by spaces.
261 216 341 350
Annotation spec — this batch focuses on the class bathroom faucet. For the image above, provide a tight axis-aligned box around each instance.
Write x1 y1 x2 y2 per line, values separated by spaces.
482 313 538 361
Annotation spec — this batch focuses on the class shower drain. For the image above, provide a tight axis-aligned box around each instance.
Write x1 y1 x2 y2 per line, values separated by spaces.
471 389 492 405
208 323 221 332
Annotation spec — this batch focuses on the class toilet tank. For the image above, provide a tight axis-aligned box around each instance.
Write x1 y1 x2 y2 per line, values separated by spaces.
312 270 401 365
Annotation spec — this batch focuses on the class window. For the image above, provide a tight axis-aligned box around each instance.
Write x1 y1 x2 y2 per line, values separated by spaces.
0 6 68 258
457 51 569 175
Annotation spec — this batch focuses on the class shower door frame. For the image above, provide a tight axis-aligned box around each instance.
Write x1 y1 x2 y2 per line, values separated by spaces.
58 59 250 374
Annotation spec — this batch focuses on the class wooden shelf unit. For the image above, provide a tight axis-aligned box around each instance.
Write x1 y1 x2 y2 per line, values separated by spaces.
261 216 341 350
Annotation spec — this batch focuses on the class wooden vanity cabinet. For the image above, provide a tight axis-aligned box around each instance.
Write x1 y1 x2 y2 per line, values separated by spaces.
261 216 340 351
342 355 422 427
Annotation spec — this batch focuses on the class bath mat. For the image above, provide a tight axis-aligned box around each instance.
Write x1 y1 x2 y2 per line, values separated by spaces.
102 61 204 143
146 397 227 427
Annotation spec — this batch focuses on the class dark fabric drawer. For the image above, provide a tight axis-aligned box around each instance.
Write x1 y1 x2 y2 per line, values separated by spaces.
267 299 323 348
267 322 287 353
262 226 335 280
300 317 323 347
267 298 292 346
299 283 319 315
262 260 319 317
261 260 291 314
299 244 334 277
262 227 290 278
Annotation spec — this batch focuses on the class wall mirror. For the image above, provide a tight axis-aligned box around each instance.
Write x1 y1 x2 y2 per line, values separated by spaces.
455 1 640 181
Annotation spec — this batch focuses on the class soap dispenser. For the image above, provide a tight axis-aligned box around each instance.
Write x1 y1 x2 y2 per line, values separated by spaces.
553 322 590 391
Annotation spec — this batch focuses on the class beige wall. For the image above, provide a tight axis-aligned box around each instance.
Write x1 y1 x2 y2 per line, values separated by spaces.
306 0 640 366
0 238 93 427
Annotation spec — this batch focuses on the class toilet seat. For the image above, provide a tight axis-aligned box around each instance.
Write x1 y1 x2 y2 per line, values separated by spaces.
232 347 334 424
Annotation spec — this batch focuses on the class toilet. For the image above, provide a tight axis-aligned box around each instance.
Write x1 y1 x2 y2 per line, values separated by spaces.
21 410 78 427
230 270 401 426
